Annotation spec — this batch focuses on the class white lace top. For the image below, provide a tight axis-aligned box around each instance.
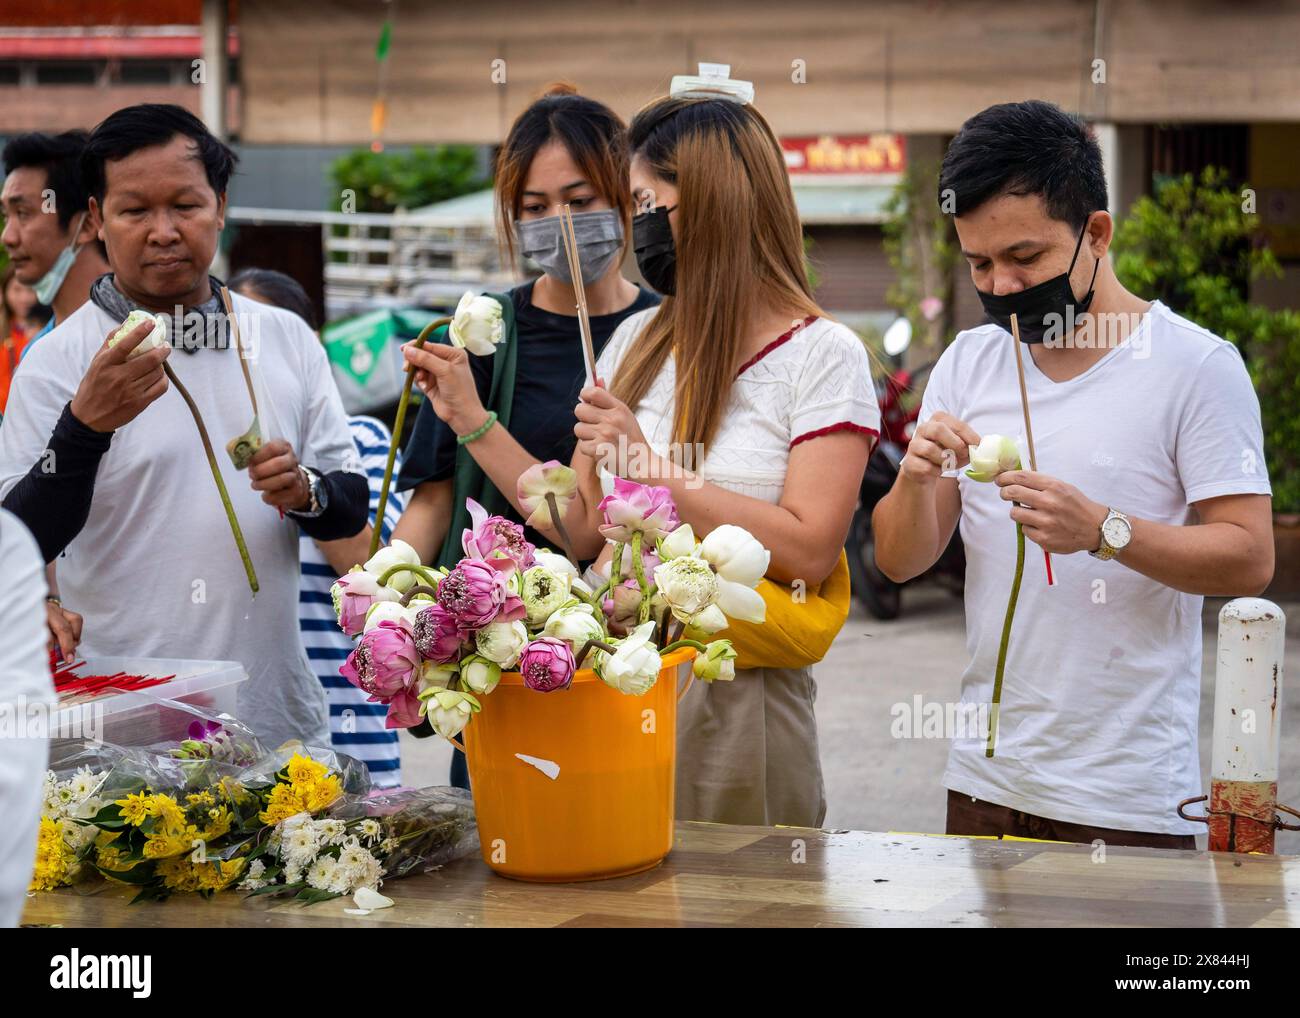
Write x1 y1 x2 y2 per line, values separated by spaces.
596 309 880 504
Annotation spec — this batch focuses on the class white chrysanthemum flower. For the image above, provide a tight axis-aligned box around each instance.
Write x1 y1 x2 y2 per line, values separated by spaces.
306 856 339 891
358 819 383 844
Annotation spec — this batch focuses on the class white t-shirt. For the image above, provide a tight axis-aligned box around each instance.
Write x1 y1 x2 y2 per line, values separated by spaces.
921 301 1271 834
597 309 880 503
0 295 362 749
0 510 53 926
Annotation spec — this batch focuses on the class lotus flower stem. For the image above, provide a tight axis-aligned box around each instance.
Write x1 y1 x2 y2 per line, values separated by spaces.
986 521 1025 758
661 638 708 655
573 637 619 671
377 562 443 589
398 584 440 607
544 491 579 566
630 532 653 624
370 316 453 559
163 362 258 595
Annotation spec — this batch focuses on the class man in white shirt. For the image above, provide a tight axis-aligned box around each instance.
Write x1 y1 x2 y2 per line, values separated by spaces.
0 104 368 748
873 100 1274 847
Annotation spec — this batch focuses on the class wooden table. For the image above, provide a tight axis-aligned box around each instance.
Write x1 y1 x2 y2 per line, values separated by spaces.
22 823 1300 928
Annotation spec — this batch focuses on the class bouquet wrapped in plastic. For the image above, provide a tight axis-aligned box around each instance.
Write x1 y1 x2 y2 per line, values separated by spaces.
32 696 477 905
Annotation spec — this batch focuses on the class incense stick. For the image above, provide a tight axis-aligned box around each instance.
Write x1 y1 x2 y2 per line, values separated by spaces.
1009 313 1055 586
559 203 598 387
220 286 259 418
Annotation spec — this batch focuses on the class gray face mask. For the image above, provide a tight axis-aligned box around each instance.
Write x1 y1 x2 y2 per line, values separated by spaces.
514 208 624 285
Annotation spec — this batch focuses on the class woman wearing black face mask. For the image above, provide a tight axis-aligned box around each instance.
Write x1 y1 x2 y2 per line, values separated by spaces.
394 84 658 783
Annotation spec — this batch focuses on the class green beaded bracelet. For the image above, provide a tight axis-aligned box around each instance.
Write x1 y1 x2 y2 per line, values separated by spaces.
457 410 498 445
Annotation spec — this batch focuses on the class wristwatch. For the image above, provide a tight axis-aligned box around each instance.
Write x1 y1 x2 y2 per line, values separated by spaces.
1090 507 1132 561
289 465 328 517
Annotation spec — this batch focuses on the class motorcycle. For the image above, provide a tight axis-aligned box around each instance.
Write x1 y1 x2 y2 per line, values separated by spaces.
846 324 965 619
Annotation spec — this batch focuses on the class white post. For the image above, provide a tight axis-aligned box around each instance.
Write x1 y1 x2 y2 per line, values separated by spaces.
1208 598 1286 852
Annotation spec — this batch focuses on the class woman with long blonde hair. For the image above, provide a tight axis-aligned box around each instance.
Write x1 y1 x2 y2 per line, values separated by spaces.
407 88 880 826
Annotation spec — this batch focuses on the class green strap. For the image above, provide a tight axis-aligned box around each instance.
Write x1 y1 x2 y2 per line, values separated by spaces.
434 292 518 569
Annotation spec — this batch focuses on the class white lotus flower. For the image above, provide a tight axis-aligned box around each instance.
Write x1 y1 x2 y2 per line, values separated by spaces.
657 523 697 560
363 539 423 592
595 620 662 696
459 655 502 695
416 659 457 694
652 555 719 625
448 291 505 356
109 309 170 358
517 461 578 528
966 434 1022 483
693 640 738 682
533 549 579 584
362 600 418 632
475 619 528 668
698 524 769 623
687 603 728 635
521 564 572 626
541 601 605 655
422 688 481 738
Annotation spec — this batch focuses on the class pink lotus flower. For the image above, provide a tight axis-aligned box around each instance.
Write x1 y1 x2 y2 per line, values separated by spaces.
462 497 536 570
602 578 644 637
340 621 420 701
411 603 464 663
330 570 400 638
385 688 425 730
598 477 679 543
517 637 576 693
437 557 526 633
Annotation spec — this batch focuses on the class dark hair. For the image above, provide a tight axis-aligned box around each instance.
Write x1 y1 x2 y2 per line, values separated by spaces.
494 83 632 263
229 268 317 330
2 130 94 231
938 100 1107 231
82 103 238 205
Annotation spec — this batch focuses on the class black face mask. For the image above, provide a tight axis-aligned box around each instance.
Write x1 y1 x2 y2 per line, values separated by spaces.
975 218 1100 344
632 203 677 296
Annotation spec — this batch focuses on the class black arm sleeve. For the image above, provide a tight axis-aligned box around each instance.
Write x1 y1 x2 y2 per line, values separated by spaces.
0 402 112 563
290 468 369 542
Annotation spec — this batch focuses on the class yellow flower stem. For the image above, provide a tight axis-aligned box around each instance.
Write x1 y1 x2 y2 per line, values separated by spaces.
985 521 1025 758
164 362 258 595
370 316 453 559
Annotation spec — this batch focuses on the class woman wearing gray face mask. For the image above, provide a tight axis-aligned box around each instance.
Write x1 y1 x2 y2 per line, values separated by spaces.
392 83 659 782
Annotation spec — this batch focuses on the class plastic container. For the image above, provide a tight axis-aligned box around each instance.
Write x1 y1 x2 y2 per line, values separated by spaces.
463 647 695 883
52 657 248 748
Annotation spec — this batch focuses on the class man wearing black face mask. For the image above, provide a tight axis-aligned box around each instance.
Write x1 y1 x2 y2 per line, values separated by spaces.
873 100 1273 848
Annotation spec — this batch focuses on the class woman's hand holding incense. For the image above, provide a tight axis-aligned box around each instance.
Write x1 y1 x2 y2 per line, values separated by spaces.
402 340 488 437
574 383 653 479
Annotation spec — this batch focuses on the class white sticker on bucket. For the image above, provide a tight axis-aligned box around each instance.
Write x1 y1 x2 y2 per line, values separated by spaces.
515 753 560 780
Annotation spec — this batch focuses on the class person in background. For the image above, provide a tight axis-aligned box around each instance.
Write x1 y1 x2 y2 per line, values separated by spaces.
231 267 408 786
0 509 55 926
2 266 41 414
1 131 111 350
2 131 111 660
393 83 659 787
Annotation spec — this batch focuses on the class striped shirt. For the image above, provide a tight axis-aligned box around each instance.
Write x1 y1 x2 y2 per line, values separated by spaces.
299 415 408 787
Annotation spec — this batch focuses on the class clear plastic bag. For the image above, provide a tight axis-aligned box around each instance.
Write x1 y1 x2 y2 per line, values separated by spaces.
329 786 479 878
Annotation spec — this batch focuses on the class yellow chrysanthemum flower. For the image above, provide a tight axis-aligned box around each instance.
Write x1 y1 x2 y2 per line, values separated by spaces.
117 792 152 826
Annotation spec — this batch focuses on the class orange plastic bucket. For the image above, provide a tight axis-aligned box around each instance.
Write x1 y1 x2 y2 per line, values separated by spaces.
462 647 696 882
